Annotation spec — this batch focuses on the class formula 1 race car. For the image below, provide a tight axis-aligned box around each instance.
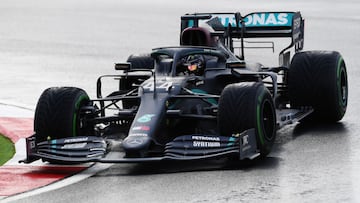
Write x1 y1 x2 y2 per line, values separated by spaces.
21 11 348 164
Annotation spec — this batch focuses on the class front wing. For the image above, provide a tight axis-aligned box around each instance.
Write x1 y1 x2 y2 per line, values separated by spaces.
20 129 259 164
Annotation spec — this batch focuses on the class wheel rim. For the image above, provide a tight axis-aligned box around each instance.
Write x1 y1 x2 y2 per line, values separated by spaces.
262 99 275 141
339 66 348 107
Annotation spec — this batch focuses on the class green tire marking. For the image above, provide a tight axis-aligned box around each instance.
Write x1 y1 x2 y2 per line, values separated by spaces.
256 89 265 146
72 94 89 137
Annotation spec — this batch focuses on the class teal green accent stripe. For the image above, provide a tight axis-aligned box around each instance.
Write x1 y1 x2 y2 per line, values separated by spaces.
72 114 77 137
191 89 218 105
51 140 56 153
227 137 236 146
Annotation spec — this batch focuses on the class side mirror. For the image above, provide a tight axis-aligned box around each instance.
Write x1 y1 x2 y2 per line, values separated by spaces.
114 63 131 71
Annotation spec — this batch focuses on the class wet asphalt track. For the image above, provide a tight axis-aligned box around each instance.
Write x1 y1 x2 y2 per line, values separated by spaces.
1 0 360 202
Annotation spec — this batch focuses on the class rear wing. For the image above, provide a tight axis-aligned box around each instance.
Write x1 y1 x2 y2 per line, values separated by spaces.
181 12 304 63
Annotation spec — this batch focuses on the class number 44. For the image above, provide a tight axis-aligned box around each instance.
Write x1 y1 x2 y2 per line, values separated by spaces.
142 81 173 91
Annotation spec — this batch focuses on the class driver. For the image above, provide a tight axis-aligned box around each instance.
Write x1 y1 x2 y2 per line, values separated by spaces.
177 55 205 76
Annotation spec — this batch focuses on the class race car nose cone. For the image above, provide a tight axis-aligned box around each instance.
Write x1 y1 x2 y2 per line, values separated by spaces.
122 135 151 153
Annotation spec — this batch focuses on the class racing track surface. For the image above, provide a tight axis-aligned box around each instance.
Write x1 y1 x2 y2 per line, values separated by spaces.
1 0 360 202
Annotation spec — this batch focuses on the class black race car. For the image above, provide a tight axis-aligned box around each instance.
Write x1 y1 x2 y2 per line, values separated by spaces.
21 11 348 164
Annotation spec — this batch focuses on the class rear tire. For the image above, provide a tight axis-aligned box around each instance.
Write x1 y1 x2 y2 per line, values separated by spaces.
218 82 276 157
288 51 348 122
127 54 154 70
122 54 153 108
34 87 89 143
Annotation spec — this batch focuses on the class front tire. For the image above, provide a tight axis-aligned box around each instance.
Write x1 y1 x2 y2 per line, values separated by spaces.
34 87 90 143
218 82 276 157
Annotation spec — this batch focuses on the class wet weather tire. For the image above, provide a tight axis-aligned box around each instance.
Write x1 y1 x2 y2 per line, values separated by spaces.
218 82 276 157
34 87 89 143
288 51 348 122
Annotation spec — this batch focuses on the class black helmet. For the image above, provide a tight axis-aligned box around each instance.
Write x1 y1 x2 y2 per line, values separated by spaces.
183 55 205 76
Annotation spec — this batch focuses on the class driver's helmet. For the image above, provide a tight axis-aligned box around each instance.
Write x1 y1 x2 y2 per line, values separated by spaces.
182 55 205 76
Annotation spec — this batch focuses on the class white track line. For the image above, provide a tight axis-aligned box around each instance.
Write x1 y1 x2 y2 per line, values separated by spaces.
1 163 113 203
0 103 113 202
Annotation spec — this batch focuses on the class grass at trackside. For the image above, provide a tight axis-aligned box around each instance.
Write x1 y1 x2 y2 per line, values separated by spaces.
0 134 15 166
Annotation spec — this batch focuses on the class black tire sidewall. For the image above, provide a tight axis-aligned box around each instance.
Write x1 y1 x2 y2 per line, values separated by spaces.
34 87 89 143
289 51 348 122
255 85 276 155
218 82 276 156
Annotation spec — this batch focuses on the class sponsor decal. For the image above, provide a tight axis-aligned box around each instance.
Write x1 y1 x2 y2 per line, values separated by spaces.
206 13 293 28
242 135 249 146
193 141 221 147
61 143 87 149
191 135 220 141
137 114 155 123
126 138 144 145
241 134 251 152
64 137 88 143
132 126 150 131
191 136 221 147
30 140 36 149
244 13 292 27
195 80 204 86
129 133 148 137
